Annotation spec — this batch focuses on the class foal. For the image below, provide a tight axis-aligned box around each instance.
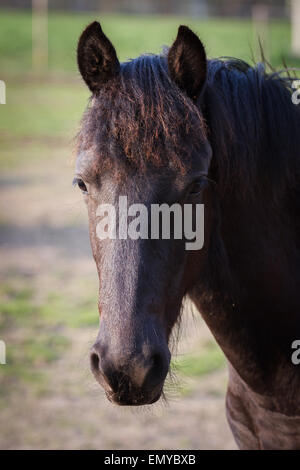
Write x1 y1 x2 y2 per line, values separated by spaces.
74 22 300 449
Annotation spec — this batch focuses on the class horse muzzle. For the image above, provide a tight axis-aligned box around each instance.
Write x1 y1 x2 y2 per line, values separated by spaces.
90 340 170 406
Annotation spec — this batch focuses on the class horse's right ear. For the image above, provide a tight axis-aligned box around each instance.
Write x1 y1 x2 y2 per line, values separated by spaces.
77 21 120 93
168 25 207 101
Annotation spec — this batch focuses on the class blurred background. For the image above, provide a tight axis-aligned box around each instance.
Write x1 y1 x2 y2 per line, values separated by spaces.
0 0 299 450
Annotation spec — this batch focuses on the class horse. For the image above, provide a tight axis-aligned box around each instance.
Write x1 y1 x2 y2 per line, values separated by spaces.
74 21 300 449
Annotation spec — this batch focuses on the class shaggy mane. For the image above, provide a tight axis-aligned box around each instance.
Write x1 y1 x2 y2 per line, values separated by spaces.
77 52 300 202
205 58 300 201
76 54 207 175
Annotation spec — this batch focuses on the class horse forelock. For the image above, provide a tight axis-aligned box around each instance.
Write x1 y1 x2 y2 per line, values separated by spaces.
76 51 300 205
76 54 208 177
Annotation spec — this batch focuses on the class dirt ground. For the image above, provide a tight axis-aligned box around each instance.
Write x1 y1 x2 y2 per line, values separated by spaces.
0 145 236 450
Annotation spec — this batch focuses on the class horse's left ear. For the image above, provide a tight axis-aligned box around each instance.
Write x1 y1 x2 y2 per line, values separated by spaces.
168 25 207 101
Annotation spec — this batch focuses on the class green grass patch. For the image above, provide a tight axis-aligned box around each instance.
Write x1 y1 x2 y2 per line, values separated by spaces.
0 278 99 331
0 81 88 140
0 332 70 398
173 340 226 377
41 292 99 328
0 276 99 398
0 283 36 329
21 335 70 365
0 138 65 169
0 11 296 73
0 277 97 399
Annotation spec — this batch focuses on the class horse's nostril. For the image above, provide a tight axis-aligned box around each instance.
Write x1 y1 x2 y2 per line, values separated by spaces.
151 353 163 369
152 354 162 367
90 351 100 373
90 346 116 393
143 351 168 392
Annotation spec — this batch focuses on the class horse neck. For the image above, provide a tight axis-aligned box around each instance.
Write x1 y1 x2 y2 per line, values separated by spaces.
190 187 300 413
193 67 300 421
227 363 300 449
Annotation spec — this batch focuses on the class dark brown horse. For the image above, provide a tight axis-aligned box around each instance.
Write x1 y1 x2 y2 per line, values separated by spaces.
74 22 300 449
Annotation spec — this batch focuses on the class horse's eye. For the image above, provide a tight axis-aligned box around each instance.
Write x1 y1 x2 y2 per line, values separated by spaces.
73 177 88 195
189 179 208 195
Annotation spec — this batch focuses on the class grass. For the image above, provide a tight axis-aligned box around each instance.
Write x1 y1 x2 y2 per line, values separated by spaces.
0 332 70 401
0 275 98 391
0 277 99 331
0 138 66 169
0 81 88 139
0 11 295 73
173 340 226 378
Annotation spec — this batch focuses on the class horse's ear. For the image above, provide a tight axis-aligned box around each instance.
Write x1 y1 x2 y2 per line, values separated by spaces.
168 25 207 100
77 21 120 93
